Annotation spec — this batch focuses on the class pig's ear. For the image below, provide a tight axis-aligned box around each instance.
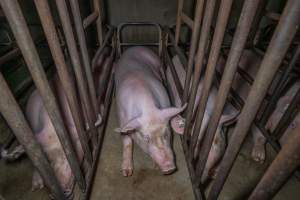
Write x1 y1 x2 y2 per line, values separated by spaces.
114 117 141 134
160 103 187 121
170 115 185 135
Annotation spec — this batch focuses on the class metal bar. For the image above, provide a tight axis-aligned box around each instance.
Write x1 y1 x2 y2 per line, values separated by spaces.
249 123 300 200
273 88 300 140
265 11 281 21
175 0 184 45
69 0 99 115
93 0 103 46
0 73 65 200
33 0 92 164
182 0 205 103
184 0 217 150
0 48 20 66
83 11 98 29
181 13 194 29
0 0 86 190
260 43 300 125
248 0 268 46
208 0 300 198
195 0 261 185
55 0 99 147
165 27 188 68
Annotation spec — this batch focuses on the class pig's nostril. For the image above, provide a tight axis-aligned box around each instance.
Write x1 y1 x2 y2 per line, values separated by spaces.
162 167 176 175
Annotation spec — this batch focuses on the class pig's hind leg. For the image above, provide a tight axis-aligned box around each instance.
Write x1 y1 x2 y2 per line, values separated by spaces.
121 135 134 177
251 125 266 164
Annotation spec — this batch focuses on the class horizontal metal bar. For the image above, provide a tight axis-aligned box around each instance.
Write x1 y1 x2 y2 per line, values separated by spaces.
119 42 160 46
208 0 300 198
265 11 281 21
83 11 99 29
181 13 194 29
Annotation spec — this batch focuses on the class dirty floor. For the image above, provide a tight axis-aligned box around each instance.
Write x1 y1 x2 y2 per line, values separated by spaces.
89 101 194 200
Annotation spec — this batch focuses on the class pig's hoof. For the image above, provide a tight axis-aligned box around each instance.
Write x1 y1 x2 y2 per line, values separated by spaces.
122 168 133 177
31 171 44 191
251 144 266 164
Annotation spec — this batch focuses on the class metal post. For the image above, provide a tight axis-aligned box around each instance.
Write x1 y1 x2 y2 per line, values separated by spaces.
192 0 234 164
93 0 103 46
208 0 300 198
183 0 217 148
55 0 99 147
33 0 92 164
0 0 86 190
195 0 261 186
0 73 65 200
182 0 205 103
249 123 300 200
175 0 184 45
69 0 99 114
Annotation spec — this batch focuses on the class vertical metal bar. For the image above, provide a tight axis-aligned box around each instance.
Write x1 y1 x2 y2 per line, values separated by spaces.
0 0 86 190
55 0 99 148
208 0 300 198
184 0 217 149
182 0 205 103
175 0 184 45
93 0 103 46
260 43 300 125
0 73 65 200
33 0 92 164
192 0 234 162
249 124 300 200
195 0 261 186
69 0 99 114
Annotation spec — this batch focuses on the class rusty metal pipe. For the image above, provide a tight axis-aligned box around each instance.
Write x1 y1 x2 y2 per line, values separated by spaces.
0 73 65 200
192 0 234 167
34 0 92 165
182 0 205 103
249 123 300 200
0 0 86 190
83 11 99 29
208 0 300 198
55 0 99 147
194 0 261 186
175 0 184 45
69 0 99 115
184 0 217 151
93 0 103 46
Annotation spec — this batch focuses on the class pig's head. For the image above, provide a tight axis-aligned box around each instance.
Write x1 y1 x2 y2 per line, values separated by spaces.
115 104 187 174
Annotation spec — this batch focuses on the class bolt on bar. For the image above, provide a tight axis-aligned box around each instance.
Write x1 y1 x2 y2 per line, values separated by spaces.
0 0 86 190
33 0 92 165
93 0 103 46
55 0 99 148
195 0 261 186
249 123 300 199
69 0 99 115
182 0 205 103
184 0 217 150
208 0 300 198
0 73 65 200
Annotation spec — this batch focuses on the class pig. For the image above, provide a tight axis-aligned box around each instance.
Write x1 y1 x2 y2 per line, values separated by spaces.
166 55 238 183
114 47 186 176
265 81 300 145
25 75 84 197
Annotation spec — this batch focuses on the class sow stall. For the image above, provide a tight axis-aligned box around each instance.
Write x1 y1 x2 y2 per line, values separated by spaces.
0 0 299 199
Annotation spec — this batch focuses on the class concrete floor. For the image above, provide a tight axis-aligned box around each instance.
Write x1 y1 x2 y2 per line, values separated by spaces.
1 100 300 200
89 101 194 200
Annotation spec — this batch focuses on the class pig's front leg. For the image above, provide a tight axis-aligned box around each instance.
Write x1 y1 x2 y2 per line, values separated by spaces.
122 135 133 177
251 125 266 163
